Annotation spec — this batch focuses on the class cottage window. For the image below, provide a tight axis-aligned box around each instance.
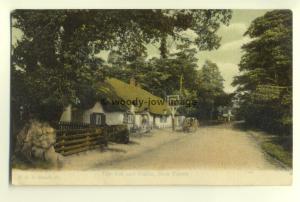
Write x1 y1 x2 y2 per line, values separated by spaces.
124 112 134 124
90 113 106 126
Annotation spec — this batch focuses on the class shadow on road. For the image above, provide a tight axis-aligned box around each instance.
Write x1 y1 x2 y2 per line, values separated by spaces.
105 148 127 153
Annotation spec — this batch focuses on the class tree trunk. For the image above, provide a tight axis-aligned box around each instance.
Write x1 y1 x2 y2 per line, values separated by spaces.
172 116 175 131
210 101 214 120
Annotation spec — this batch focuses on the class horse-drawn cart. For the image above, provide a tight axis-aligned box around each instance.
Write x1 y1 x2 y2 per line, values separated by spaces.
182 117 198 133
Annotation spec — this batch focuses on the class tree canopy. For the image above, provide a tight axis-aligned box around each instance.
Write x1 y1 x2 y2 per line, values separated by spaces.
11 9 232 124
232 10 292 135
195 60 225 120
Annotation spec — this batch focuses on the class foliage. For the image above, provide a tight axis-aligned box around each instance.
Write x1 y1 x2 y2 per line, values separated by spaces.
195 60 226 120
11 9 232 131
107 47 201 96
232 10 292 136
106 48 229 119
105 125 130 144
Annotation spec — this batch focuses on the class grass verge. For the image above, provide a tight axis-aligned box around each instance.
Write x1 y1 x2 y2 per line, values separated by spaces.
261 141 292 168
12 156 55 170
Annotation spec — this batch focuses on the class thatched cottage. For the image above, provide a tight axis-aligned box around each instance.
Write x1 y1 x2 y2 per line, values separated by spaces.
59 78 177 133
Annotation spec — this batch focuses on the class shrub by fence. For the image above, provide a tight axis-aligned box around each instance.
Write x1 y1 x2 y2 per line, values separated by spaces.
105 125 129 144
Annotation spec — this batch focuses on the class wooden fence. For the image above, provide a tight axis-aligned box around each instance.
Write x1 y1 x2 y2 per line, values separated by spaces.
54 122 129 156
57 121 91 130
55 127 107 156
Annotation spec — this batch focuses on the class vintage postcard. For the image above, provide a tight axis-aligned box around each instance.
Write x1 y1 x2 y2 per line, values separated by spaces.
10 9 293 185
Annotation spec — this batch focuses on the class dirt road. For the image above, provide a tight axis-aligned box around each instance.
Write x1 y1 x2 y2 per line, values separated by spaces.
63 124 283 170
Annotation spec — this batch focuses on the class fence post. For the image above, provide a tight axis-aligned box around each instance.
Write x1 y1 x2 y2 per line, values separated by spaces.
86 133 90 151
62 132 66 156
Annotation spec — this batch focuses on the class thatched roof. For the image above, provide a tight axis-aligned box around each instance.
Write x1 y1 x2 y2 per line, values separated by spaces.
96 78 170 115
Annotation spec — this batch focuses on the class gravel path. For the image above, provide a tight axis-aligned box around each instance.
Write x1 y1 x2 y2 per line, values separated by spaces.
62 125 281 170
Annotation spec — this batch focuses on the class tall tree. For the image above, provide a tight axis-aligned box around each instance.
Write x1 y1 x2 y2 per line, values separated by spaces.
11 9 232 125
232 10 292 135
133 47 199 98
196 60 225 120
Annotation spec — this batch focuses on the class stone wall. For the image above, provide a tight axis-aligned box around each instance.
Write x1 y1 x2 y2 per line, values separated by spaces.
14 120 63 166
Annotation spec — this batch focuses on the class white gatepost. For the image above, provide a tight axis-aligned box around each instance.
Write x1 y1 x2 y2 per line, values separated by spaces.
166 95 181 131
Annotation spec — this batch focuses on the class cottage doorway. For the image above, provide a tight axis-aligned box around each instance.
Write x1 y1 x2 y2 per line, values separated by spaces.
140 112 151 133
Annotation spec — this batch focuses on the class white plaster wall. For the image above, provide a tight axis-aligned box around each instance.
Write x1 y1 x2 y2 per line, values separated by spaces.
106 112 124 125
149 114 154 126
154 115 172 128
59 105 72 122
175 116 185 127
59 102 157 130
135 114 141 127
129 105 135 113
82 102 105 124
154 116 161 128
165 116 172 127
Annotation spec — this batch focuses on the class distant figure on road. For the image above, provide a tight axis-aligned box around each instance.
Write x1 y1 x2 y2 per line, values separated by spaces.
218 106 233 123
223 109 233 123
227 109 232 122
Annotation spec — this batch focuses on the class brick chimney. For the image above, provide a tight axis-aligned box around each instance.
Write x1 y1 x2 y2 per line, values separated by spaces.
130 77 137 86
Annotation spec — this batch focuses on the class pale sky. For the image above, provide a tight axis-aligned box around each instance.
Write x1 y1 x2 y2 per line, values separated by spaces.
196 10 269 93
12 10 269 93
146 10 269 93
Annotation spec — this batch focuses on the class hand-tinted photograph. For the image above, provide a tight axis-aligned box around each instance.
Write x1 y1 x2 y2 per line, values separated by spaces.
10 9 292 185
